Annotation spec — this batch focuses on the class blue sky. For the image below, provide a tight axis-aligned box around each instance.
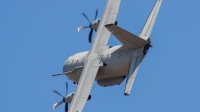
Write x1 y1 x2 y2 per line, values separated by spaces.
1 0 200 112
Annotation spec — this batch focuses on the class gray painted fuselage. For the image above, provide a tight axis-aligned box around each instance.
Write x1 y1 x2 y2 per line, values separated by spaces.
63 45 133 82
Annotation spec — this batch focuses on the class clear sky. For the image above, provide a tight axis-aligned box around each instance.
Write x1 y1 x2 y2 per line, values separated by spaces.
1 0 200 112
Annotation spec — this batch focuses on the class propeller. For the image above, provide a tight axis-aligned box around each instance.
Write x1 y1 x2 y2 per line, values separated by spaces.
78 9 98 43
53 82 69 112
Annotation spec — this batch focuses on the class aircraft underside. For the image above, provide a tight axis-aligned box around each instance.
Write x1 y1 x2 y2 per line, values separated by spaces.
63 46 142 87
52 0 162 111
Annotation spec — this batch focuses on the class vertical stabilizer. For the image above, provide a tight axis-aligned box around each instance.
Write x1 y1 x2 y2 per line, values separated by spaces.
139 0 162 40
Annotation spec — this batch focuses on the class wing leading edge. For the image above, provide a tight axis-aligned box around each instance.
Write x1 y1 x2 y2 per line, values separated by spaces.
68 0 121 112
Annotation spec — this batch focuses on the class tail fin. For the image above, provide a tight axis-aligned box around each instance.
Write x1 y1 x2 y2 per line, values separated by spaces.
139 0 162 40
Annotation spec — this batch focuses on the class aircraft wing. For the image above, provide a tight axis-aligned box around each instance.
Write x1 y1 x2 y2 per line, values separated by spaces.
68 0 121 112
89 0 121 53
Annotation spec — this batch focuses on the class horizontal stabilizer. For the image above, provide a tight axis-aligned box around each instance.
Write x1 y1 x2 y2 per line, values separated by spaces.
105 24 149 52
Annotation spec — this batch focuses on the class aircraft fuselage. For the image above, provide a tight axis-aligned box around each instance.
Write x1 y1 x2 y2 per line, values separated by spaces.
63 45 133 84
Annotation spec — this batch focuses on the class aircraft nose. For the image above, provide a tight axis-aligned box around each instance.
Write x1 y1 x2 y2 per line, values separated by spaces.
63 58 71 72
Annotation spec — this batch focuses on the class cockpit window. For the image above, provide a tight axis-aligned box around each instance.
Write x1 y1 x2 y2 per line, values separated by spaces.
67 60 70 63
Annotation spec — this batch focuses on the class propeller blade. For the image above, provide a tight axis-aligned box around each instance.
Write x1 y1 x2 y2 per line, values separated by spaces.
82 13 91 23
94 9 98 20
53 90 64 98
88 29 93 43
65 103 68 112
66 82 68 95
53 101 64 110
78 26 90 32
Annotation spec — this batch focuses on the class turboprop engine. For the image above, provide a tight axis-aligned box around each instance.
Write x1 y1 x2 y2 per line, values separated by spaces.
53 82 91 112
78 9 118 43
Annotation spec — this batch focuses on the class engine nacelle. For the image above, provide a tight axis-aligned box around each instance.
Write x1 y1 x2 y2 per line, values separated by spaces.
97 76 125 87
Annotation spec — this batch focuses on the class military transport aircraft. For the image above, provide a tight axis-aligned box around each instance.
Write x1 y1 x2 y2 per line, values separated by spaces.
53 0 162 112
